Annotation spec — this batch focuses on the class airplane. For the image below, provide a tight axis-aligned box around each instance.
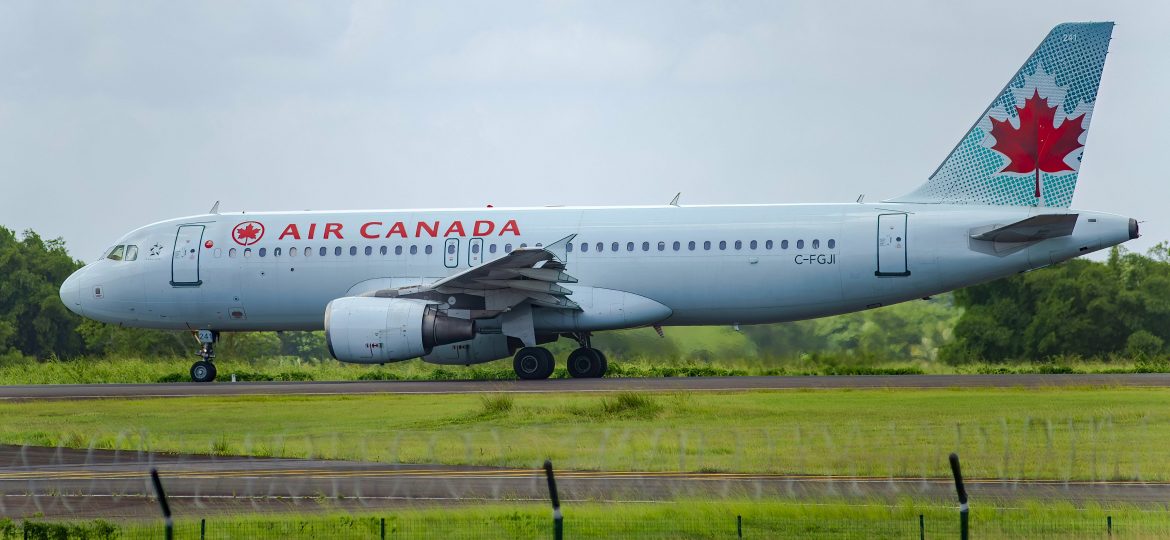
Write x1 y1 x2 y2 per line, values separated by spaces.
60 22 1135 382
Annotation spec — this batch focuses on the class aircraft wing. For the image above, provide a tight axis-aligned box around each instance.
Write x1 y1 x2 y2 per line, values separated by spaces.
363 235 581 312
970 214 1078 243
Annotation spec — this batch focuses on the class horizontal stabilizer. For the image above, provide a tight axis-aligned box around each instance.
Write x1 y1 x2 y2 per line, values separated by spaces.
971 214 1078 243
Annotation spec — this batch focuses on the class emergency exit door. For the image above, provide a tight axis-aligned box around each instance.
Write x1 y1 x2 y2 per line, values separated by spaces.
171 225 205 286
444 238 460 268
876 214 910 277
468 238 484 266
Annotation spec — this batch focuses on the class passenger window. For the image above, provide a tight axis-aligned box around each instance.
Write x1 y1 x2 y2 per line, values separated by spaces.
734 240 742 250
704 241 711 250
106 245 125 261
259 248 267 257
410 245 418 255
446 244 455 254
395 246 403 255
290 247 298 257
657 241 665 251
642 242 650 251
781 240 789 249
472 243 480 254
797 240 805 249
229 248 238 258
304 247 311 257
349 246 357 256
334 247 342 256
611 242 619 252
366 246 373 256
319 247 327 256
425 245 433 255
719 241 727 250
581 243 589 253
765 240 773 250
490 244 498 254
828 239 836 249
688 241 696 251
379 246 387 255
596 242 603 252
124 245 139 261
750 240 758 250
244 248 252 258
519 243 527 249
673 241 680 251
626 242 634 252
505 244 513 253
213 248 222 258
566 243 574 253
812 239 820 249
274 247 282 257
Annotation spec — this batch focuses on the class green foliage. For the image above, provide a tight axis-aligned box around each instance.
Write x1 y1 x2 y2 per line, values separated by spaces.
943 245 1170 363
0 228 85 358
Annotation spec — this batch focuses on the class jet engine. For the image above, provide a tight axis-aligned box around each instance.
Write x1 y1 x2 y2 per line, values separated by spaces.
325 297 474 363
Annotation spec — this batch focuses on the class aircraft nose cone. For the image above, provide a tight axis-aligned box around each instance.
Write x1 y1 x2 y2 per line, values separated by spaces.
60 269 83 316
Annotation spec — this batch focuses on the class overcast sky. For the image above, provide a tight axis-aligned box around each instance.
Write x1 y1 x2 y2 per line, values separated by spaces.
2 1 1166 262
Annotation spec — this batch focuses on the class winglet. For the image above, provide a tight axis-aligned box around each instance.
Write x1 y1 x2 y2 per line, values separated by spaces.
544 234 576 263
209 201 220 214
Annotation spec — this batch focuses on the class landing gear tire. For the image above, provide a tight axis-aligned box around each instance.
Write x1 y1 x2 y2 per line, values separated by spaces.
567 347 607 378
191 360 217 383
514 347 555 380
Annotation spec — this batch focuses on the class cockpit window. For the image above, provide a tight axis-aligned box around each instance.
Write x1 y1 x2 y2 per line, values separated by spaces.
124 245 139 261
106 245 125 261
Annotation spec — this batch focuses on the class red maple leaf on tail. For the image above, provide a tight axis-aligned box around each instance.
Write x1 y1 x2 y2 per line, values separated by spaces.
989 90 1086 175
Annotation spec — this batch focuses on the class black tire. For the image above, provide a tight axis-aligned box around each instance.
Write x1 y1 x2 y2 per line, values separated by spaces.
514 347 555 380
591 348 608 378
191 360 216 383
568 348 605 378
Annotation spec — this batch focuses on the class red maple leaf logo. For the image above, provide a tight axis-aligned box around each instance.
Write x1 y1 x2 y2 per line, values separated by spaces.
232 221 264 246
989 90 1086 175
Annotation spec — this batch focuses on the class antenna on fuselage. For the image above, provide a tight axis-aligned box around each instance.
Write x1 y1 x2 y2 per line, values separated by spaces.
669 192 681 207
209 201 221 214
856 194 865 203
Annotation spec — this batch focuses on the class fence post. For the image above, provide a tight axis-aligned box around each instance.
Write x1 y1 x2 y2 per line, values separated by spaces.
544 460 563 540
948 453 969 540
1107 515 1112 537
919 514 924 540
200 518 206 540
150 468 173 540
737 515 742 538
381 517 386 540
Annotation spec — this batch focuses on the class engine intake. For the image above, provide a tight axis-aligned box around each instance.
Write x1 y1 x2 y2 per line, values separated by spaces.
325 297 474 363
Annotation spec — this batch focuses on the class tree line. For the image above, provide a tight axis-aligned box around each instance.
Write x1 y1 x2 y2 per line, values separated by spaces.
2 225 1167 364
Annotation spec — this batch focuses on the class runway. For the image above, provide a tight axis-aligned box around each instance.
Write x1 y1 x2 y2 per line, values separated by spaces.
2 445 1167 518
1 373 1169 400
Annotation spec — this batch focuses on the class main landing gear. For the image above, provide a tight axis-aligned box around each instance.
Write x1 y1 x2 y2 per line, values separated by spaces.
190 330 218 383
512 333 608 380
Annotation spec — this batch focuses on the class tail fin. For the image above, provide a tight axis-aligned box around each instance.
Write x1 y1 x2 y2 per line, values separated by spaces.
890 22 1113 207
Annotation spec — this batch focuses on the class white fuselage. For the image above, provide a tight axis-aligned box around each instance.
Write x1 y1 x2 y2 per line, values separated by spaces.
60 203 1134 335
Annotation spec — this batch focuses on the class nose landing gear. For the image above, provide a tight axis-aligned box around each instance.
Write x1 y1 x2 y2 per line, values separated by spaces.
190 330 219 383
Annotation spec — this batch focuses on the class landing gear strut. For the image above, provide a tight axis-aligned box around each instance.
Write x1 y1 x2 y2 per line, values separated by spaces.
566 333 607 379
191 330 218 383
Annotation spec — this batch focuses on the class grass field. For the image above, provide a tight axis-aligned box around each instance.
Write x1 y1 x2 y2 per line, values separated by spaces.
2 354 1166 385
4 387 1169 482
9 499 1169 539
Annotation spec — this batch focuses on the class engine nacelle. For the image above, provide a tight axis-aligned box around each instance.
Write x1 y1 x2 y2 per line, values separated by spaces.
423 333 515 366
325 297 474 364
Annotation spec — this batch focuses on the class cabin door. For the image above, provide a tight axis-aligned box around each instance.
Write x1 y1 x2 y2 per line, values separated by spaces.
876 214 910 277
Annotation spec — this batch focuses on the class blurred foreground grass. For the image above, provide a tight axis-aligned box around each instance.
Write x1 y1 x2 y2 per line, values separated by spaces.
10 499 1169 539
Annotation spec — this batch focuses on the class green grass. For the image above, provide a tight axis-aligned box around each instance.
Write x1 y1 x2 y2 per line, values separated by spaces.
4 388 1170 481
3 354 1168 385
8 499 1170 539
